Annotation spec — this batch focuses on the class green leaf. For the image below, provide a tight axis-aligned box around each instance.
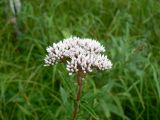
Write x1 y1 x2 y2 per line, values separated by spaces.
81 102 99 119
100 99 111 118
60 86 68 104
17 104 31 116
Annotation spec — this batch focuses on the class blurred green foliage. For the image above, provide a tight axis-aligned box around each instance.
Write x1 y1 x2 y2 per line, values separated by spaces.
0 0 160 119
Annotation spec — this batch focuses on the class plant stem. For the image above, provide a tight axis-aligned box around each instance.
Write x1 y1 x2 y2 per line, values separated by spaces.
72 72 83 120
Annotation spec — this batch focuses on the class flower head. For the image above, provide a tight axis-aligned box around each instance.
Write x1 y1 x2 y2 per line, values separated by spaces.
44 36 112 75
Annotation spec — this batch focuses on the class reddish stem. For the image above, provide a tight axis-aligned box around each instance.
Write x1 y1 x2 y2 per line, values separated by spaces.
72 72 83 120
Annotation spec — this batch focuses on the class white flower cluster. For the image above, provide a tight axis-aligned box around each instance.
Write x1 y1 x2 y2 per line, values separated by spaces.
44 36 112 75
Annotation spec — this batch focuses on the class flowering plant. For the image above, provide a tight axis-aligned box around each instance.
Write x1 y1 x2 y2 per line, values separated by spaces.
44 36 112 120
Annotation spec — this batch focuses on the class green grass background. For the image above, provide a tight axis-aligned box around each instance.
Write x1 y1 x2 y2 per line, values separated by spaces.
0 0 160 120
